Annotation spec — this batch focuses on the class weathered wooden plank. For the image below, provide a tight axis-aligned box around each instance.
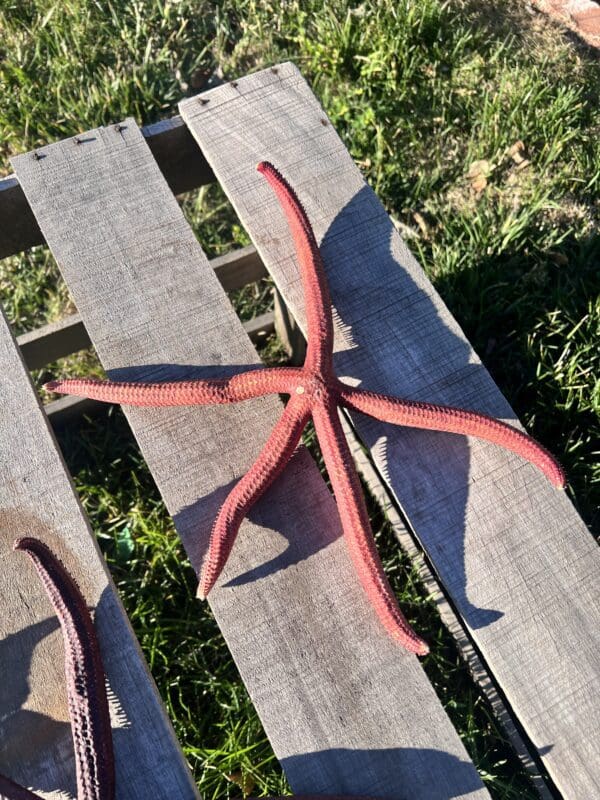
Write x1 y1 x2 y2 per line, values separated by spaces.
211 244 267 292
13 121 488 799
17 313 89 370
0 309 198 799
178 62 600 799
1 115 214 260
17 252 267 372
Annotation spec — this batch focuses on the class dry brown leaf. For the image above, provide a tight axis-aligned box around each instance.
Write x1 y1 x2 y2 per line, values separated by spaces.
507 140 526 164
470 173 487 193
226 771 256 796
413 211 430 237
467 159 493 194
467 159 491 179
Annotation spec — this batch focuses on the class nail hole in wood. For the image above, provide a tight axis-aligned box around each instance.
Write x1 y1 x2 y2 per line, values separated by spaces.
199 97 209 105
320 118 328 126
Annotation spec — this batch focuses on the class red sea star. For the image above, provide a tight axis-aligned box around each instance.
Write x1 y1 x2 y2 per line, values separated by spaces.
0 538 114 800
46 162 565 656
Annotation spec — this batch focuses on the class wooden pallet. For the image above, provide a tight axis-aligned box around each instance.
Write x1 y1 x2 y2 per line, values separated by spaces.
1 62 598 799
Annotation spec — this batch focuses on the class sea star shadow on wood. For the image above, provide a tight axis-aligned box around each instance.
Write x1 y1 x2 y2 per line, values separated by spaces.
316 182 536 631
46 162 565 656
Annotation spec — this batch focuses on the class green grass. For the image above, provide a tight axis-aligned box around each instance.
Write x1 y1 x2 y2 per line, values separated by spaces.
1 0 598 797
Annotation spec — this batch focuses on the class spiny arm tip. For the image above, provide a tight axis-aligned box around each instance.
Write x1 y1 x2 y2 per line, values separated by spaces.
13 536 38 553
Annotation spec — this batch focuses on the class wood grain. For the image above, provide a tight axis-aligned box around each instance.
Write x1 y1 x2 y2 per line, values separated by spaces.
12 119 488 799
17 250 268 373
0 114 214 260
0 308 198 799
179 61 600 799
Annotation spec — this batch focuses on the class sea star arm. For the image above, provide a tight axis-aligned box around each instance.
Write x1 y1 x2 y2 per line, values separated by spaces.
0 775 44 800
340 386 566 489
14 538 115 800
199 396 310 598
311 397 429 655
44 367 303 407
258 162 334 377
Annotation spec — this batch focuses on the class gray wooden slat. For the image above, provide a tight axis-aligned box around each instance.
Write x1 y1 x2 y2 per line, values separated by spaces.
17 313 89 370
0 114 214 260
210 244 267 292
0 309 198 799
45 394 105 427
178 62 600 799
12 121 489 800
17 252 267 372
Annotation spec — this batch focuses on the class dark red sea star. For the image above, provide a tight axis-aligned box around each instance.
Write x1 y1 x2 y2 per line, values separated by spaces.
0 538 114 800
46 162 565 656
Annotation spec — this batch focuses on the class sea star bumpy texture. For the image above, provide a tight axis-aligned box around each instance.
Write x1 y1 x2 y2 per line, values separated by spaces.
46 162 566 656
0 538 115 800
